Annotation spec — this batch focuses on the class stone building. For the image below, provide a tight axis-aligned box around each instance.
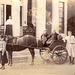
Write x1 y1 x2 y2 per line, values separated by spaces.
0 0 67 39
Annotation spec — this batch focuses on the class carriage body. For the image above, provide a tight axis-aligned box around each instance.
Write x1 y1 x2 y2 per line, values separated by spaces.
48 40 66 51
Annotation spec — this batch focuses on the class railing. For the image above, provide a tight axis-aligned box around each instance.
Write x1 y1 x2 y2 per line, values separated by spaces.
23 26 36 36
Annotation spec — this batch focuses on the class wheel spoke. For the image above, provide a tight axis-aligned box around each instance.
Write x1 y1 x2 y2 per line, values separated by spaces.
58 57 63 63
53 54 60 63
61 56 66 61
60 57 64 62
61 55 67 59
56 55 63 64
60 56 65 63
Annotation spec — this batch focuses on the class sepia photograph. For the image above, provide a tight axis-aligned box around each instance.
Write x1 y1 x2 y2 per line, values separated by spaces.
0 0 75 75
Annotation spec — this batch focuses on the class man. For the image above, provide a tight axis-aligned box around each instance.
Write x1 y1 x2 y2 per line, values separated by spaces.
0 35 8 70
41 29 48 46
46 29 58 45
5 16 13 37
64 31 75 64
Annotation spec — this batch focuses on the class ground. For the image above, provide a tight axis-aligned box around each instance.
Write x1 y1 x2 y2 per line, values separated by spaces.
0 49 75 75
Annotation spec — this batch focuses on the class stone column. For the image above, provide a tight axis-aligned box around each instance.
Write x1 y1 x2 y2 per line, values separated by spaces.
0 1 1 25
12 0 20 37
64 0 67 35
52 0 59 33
32 0 37 27
36 0 46 40
22 0 28 26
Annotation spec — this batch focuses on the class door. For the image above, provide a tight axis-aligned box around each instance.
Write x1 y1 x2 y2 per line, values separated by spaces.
6 5 11 20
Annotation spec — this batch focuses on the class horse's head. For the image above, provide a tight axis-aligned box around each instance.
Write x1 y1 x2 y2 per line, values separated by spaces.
5 35 15 44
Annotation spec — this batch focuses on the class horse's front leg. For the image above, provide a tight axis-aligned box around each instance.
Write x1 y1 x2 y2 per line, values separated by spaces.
29 48 35 65
8 50 13 66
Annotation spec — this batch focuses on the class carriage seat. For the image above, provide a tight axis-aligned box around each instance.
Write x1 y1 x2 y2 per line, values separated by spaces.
48 40 66 51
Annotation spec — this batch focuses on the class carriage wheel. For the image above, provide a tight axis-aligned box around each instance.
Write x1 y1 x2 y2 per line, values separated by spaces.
52 45 68 64
40 48 51 60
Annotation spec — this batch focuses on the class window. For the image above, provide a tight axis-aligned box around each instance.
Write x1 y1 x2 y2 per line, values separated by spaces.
20 6 22 26
1 4 4 26
59 2 64 33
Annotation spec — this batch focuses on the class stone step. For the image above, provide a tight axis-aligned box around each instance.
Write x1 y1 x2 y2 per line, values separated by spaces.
12 49 40 58
12 57 29 63
11 49 41 63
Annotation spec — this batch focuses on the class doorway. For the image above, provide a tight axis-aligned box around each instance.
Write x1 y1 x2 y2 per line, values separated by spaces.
6 5 11 20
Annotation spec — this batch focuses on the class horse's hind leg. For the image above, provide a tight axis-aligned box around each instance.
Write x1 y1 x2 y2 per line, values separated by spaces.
29 48 35 65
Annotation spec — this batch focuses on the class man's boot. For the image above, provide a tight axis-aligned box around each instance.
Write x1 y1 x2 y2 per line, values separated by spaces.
0 65 5 70
72 57 74 64
2 65 5 70
69 56 72 64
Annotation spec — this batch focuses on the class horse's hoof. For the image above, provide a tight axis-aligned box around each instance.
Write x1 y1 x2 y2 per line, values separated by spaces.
8 64 10 66
10 64 12 67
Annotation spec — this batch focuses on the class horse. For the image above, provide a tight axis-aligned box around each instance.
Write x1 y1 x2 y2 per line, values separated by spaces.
6 35 37 66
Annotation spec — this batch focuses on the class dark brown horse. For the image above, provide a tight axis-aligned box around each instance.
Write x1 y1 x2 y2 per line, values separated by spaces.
6 35 37 66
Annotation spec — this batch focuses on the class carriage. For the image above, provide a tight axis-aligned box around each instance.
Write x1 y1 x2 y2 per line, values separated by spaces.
39 40 68 64
6 35 68 65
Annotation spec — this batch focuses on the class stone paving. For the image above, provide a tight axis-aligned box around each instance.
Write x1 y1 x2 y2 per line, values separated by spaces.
0 49 75 75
